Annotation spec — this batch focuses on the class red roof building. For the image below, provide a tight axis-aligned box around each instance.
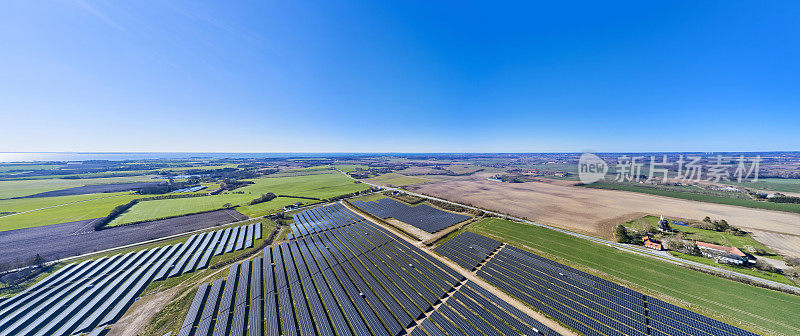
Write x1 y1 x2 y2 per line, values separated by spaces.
642 236 663 251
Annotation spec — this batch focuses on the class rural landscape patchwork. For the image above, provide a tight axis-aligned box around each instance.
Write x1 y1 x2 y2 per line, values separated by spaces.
1 154 799 336
2 1 799 336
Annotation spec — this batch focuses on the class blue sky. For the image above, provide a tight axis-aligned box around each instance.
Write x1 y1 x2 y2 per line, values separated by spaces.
1 1 798 152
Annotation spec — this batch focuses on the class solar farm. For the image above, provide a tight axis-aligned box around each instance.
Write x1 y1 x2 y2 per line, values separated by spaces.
0 196 777 335
0 222 262 336
350 198 471 234
176 203 558 336
436 231 760 336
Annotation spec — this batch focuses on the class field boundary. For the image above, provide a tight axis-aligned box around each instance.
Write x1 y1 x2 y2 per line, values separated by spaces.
342 170 800 295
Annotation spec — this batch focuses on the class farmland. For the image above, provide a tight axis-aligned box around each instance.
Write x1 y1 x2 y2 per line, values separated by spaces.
409 179 800 239
0 193 146 231
0 209 247 267
583 182 800 214
2 154 798 336
234 197 310 217
364 172 433 186
106 172 370 225
239 172 369 198
333 164 372 172
0 175 158 199
468 217 800 336
725 177 800 193
0 164 62 172
108 194 255 227
0 191 135 214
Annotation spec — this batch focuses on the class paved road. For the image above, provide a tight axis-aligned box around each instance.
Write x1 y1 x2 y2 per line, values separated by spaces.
339 169 800 294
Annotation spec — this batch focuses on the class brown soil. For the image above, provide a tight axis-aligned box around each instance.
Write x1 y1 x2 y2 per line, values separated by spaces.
750 230 800 258
385 218 432 240
109 287 179 336
409 180 800 241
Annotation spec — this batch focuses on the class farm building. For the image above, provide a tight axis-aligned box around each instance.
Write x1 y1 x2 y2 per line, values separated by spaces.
643 236 664 250
696 241 753 265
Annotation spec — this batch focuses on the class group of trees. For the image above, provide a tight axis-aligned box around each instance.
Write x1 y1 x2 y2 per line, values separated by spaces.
700 216 740 233
94 200 139 230
136 180 195 195
250 193 277 205
210 179 255 195
614 225 642 244
767 195 800 204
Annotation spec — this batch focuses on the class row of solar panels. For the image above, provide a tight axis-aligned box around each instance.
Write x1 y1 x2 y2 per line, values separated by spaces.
177 203 557 336
433 231 503 271
0 222 263 336
351 198 471 234
437 231 760 336
288 203 364 239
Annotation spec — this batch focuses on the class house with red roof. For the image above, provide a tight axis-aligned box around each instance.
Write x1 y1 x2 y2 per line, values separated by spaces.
695 241 753 265
642 236 664 251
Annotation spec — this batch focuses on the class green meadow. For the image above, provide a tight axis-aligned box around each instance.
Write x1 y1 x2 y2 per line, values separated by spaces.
468 217 800 336
0 175 158 199
110 172 369 225
0 193 146 231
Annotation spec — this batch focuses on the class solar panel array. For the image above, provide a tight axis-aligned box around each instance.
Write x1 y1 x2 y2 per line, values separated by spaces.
289 203 363 238
0 222 263 336
433 231 503 271
351 198 471 234
437 231 761 336
177 203 558 336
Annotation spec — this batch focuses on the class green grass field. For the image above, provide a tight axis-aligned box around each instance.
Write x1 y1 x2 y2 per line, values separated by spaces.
236 197 313 217
278 166 335 174
0 193 146 231
365 173 432 186
0 163 238 181
583 182 800 213
238 173 369 199
0 191 134 213
668 251 796 286
0 175 158 199
0 164 62 173
726 178 800 193
108 193 256 226
348 193 387 203
468 218 800 336
1 171 367 230
109 173 369 224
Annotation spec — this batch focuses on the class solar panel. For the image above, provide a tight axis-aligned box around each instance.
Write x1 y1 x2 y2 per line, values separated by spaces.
249 257 264 336
226 226 240 253
215 228 232 256
196 278 225 336
235 225 247 251
177 282 210 336
212 263 240 336
230 260 251 336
